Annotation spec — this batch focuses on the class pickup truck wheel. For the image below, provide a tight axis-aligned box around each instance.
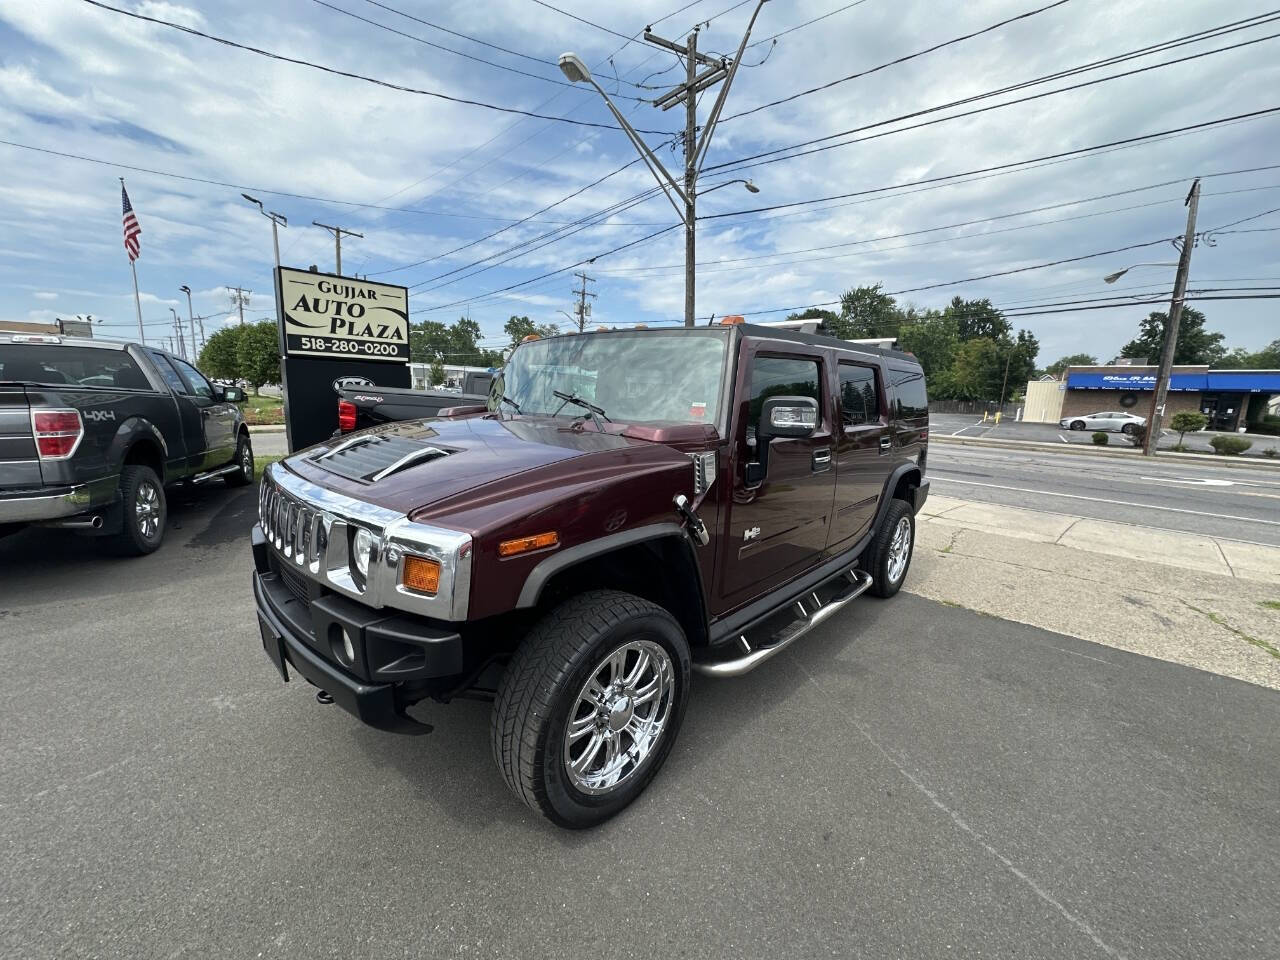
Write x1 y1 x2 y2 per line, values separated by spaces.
860 499 914 598
111 464 166 556
225 434 254 487
491 590 691 829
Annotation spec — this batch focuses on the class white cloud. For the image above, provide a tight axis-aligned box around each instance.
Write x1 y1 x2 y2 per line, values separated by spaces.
33 291 58 300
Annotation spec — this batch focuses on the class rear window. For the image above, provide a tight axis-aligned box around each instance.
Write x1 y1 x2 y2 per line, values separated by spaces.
890 367 928 420
0 345 152 390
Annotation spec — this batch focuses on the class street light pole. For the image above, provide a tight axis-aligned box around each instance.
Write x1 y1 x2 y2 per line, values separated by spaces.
241 194 286 267
1143 179 1201 456
560 0 768 327
169 307 187 359
179 284 198 359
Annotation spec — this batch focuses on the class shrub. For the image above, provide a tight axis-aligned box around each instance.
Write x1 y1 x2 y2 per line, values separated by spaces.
1210 435 1253 456
1128 424 1148 447
1170 411 1208 446
1092 431 1109 445
1264 448 1278 459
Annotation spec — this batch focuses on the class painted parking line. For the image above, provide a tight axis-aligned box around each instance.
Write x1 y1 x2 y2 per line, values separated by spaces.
951 420 987 436
928 476 1280 526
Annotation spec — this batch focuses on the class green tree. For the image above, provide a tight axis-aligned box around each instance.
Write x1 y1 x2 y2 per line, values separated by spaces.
784 307 840 326
235 320 280 395
1043 353 1098 377
197 326 244 381
409 320 450 364
832 284 902 339
1119 307 1226 365
946 338 1004 400
1169 411 1208 447
897 310 958 383
503 315 558 349
1215 338 1280 369
428 358 445 387
943 296 1011 343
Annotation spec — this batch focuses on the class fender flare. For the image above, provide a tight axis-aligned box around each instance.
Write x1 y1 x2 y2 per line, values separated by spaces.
108 417 169 481
871 462 922 531
515 523 686 610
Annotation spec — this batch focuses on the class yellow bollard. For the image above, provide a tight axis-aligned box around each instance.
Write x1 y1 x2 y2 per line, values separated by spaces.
994 411 1002 425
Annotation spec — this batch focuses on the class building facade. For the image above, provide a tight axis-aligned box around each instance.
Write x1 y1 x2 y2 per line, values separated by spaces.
1024 364 1280 431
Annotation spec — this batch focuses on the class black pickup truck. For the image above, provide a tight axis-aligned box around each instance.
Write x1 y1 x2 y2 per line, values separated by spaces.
336 370 493 434
0 334 253 554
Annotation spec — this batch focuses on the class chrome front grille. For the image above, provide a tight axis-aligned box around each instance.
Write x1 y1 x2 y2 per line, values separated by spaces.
259 474 329 571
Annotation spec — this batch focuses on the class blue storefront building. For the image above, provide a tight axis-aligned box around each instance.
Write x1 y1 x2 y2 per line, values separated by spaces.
1057 365 1280 431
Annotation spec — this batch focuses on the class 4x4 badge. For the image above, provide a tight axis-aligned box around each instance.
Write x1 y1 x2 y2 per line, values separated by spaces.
744 526 761 541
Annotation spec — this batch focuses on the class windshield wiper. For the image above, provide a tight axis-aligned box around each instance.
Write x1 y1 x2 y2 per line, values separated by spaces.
499 395 521 414
552 389 610 430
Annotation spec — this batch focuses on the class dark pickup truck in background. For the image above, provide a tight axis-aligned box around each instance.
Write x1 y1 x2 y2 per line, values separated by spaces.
336 370 493 434
0 334 254 554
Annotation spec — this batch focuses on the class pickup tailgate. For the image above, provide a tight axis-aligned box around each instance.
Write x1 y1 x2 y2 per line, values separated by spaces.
0 387 41 490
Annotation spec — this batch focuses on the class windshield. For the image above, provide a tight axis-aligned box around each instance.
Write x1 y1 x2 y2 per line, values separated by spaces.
496 331 728 426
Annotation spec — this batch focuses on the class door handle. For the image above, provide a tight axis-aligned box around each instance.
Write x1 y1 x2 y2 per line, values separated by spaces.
879 435 892 454
812 448 831 471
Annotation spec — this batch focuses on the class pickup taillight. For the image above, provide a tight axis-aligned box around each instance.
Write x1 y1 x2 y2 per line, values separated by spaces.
337 400 357 433
32 409 84 459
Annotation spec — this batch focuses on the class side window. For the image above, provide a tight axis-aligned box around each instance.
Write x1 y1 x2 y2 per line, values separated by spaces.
890 368 929 420
838 363 880 427
747 355 821 437
148 351 187 395
169 357 215 399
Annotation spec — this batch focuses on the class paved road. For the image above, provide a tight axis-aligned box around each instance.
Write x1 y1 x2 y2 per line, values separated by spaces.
930 413 1279 457
929 442 1280 546
2 485 1278 959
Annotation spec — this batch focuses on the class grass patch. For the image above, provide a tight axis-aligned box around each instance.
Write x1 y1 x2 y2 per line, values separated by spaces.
254 454 283 474
1260 599 1280 611
241 394 285 425
1183 600 1280 661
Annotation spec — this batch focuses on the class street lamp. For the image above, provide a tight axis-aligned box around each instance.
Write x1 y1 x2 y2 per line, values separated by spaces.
1102 262 1179 284
241 193 287 268
178 284 199 358
702 178 760 195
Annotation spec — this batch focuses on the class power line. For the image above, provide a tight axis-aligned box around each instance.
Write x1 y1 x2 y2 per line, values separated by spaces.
360 0 559 66
77 0 671 134
702 107 1280 219
725 0 1074 121
709 24 1280 171
528 0 634 42
746 0 871 48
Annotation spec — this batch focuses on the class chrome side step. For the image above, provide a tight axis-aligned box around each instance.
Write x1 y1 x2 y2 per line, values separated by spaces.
693 568 874 678
190 463 241 485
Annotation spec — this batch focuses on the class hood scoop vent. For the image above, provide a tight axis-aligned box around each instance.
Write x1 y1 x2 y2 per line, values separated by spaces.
310 433 452 483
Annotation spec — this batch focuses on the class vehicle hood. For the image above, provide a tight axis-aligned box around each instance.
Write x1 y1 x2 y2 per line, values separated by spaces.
282 415 708 517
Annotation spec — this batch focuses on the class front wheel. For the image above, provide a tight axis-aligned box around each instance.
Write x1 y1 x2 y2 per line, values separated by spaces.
491 590 691 828
1070 420 1086 431
1121 423 1137 436
225 433 254 487
860 499 915 598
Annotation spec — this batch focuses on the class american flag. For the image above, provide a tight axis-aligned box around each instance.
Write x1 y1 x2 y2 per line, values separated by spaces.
121 183 141 261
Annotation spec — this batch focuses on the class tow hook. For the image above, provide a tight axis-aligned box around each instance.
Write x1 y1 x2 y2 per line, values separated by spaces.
316 690 334 705
673 494 709 547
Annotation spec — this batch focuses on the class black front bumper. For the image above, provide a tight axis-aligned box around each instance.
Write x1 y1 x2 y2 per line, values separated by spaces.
251 525 463 733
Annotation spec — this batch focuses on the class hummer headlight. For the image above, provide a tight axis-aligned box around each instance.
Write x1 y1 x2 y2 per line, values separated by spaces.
352 527 375 580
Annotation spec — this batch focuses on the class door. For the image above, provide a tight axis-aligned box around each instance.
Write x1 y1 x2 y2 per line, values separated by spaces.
146 350 199 476
719 351 835 608
168 356 237 469
828 361 889 552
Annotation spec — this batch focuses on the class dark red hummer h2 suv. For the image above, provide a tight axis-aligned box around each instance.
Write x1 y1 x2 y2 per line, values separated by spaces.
251 321 929 827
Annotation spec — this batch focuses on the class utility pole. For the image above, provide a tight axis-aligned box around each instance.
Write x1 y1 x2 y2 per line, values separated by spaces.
241 194 287 268
1144 178 1201 457
191 315 211 352
570 271 596 332
558 0 768 327
179 285 199 359
312 222 364 275
227 286 251 325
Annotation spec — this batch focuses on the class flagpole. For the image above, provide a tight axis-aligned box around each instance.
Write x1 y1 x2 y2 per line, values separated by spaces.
121 177 145 345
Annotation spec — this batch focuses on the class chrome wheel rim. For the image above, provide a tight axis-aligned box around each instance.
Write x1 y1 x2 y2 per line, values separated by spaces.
886 516 912 583
241 443 253 479
563 639 675 796
135 480 161 540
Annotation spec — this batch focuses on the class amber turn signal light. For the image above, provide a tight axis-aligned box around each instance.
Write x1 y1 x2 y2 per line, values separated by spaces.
497 532 559 558
401 555 441 595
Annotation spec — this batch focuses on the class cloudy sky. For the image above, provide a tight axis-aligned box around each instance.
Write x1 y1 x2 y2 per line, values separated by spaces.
1 0 1277 364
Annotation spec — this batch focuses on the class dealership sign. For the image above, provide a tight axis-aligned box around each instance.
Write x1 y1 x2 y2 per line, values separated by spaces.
278 267 409 362
274 267 411 451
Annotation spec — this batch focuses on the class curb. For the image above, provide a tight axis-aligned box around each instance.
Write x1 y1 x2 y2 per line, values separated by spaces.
248 424 286 434
930 434 1280 472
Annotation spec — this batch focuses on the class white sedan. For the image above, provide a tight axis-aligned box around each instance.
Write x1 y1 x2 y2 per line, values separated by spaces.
1060 410 1147 434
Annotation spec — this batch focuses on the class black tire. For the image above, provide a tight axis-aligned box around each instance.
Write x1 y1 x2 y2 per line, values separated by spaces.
859 499 915 598
112 464 166 556
1070 420 1086 431
491 589 691 829
1121 423 1137 436
225 432 254 487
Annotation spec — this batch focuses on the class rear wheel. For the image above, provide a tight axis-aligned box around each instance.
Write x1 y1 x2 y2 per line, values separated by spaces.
860 499 915 598
491 590 690 828
111 464 166 556
225 433 254 487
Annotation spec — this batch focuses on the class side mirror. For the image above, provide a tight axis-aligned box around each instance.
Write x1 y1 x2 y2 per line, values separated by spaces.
758 395 818 440
221 386 245 403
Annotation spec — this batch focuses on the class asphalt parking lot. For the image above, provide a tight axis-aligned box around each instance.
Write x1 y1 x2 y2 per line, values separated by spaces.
3 482 1278 959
